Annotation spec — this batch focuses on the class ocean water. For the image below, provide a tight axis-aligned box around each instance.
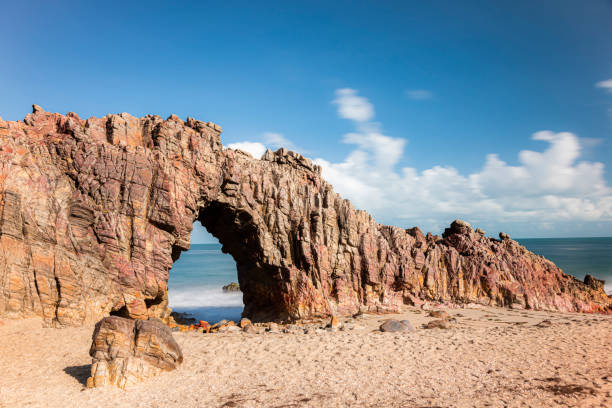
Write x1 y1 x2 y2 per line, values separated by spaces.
168 244 243 323
168 238 612 323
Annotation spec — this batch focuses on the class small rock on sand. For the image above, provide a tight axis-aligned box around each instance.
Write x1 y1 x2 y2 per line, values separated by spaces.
424 319 453 329
536 319 553 328
380 319 415 332
218 325 241 333
327 315 341 329
239 318 251 328
242 323 257 334
428 310 450 319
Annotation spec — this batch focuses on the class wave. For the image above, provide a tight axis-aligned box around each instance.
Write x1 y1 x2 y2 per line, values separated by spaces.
168 285 244 308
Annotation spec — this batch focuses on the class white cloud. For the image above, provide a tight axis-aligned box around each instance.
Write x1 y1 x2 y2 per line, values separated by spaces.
314 89 612 236
405 89 434 100
332 88 374 122
596 78 612 92
227 141 266 158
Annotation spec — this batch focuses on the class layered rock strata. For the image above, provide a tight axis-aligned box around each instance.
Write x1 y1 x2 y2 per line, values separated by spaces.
87 316 183 389
0 106 609 326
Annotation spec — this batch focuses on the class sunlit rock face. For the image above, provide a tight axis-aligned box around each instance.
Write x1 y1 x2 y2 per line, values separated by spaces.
0 106 609 326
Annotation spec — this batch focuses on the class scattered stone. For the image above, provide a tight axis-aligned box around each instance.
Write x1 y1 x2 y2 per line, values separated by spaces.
424 319 453 329
267 322 281 333
428 310 450 320
499 232 510 240
218 325 241 333
536 319 553 328
283 324 303 334
87 316 183 389
342 323 355 330
222 282 241 292
209 320 235 333
327 315 341 329
243 323 257 334
379 319 415 332
170 311 197 325
239 318 252 328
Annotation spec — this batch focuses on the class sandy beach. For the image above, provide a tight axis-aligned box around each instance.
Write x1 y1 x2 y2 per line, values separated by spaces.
1 306 610 408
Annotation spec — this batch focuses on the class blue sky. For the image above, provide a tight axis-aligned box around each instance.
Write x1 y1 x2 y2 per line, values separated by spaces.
2 1 612 240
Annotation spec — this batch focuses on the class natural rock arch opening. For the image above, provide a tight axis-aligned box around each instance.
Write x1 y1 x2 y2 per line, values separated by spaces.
167 201 293 322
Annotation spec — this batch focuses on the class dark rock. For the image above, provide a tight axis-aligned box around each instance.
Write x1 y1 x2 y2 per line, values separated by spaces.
222 282 241 292
584 275 605 291
87 316 183 389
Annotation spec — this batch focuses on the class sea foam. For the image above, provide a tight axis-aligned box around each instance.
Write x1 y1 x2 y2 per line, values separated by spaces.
168 285 244 308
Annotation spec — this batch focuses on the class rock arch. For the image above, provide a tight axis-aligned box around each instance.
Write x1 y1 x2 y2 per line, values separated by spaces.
0 106 609 327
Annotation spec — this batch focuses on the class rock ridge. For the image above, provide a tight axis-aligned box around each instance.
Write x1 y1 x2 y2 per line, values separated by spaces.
0 106 609 326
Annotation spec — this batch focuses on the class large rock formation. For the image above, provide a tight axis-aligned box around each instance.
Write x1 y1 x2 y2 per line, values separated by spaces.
0 106 609 326
87 316 183 389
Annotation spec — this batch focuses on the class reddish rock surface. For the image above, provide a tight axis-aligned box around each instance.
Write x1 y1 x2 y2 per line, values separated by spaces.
0 106 609 326
87 316 183 389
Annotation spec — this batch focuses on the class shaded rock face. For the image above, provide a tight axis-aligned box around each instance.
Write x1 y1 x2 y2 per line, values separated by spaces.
88 316 183 389
0 107 610 327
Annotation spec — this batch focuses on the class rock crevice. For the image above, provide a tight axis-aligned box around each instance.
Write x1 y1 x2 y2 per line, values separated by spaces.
0 106 609 326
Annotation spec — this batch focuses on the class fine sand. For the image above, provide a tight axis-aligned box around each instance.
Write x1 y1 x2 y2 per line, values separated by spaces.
1 306 611 408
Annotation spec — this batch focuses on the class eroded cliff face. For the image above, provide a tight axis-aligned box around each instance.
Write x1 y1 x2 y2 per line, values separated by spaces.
0 106 609 326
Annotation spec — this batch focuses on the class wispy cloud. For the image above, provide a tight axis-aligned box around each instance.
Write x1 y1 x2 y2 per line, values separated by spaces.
596 78 612 92
405 89 434 100
332 88 374 122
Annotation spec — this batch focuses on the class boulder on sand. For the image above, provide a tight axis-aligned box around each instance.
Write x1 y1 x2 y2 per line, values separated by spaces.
379 319 415 332
87 316 183 389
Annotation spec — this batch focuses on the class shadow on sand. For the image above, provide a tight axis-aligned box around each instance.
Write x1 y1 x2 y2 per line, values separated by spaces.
63 364 90 387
